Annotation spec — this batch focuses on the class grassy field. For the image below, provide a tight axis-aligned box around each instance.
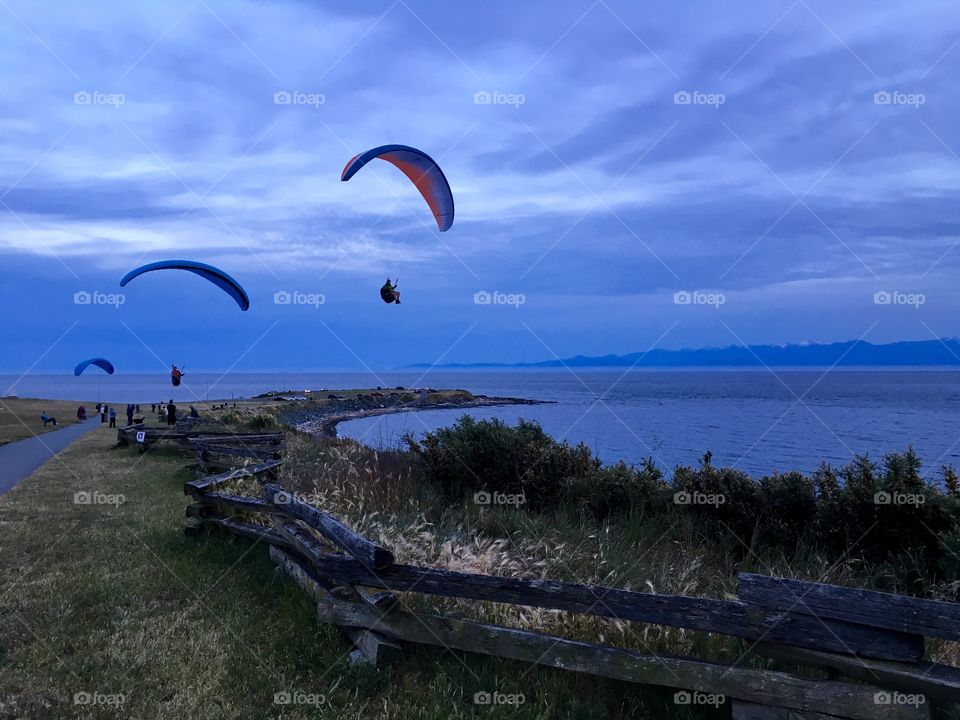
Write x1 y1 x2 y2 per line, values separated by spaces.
0 398 102 445
2 415 959 718
0 427 691 719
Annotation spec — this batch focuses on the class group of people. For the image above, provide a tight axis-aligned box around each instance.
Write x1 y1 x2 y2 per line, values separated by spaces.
76 403 144 428
66 400 195 428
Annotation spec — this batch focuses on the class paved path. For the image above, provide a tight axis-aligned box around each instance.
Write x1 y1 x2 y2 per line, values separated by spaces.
0 420 102 494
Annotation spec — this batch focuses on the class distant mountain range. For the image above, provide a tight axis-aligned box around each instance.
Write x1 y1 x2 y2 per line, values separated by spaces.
408 339 960 368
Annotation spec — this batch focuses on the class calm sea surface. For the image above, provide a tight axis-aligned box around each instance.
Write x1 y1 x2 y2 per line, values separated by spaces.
5 369 960 478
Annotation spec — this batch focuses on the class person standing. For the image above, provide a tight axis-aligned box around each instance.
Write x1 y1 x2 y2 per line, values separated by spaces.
100 404 107 424
108 407 117 428
166 399 177 426
126 403 134 426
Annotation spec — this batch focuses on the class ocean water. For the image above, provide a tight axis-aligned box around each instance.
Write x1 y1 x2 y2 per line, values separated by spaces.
4 369 960 478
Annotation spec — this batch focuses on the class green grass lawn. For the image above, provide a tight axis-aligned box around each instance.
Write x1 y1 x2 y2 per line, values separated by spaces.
0 426 707 719
0 398 102 445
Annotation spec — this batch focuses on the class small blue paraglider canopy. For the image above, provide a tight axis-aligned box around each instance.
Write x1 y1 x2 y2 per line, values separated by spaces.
120 260 250 311
74 358 115 376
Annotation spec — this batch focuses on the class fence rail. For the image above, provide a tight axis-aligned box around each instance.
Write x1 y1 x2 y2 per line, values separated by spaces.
169 435 960 720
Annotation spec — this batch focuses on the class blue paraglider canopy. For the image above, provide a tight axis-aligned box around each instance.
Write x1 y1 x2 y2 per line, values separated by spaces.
120 260 250 311
342 144 454 232
74 358 115 376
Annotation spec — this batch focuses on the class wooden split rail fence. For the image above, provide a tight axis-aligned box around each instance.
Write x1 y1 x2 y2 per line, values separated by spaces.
167 436 960 719
116 423 284 456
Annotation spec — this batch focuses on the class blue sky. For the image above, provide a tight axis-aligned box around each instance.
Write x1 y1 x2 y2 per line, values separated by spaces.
2 0 960 372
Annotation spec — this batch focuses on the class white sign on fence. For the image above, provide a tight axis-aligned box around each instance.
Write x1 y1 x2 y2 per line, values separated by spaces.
136 431 146 444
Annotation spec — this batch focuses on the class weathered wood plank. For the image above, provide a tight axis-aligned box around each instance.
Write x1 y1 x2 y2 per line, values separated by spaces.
314 598 927 720
192 492 283 517
183 460 282 495
193 443 284 460
193 457 235 474
272 520 398 610
263 483 394 570
739 573 960 642
270 544 341 599
730 699 863 719
272 522 360 600
354 586 400 611
201 515 293 549
755 642 960 704
296 553 921 662
190 433 284 445
270 546 401 667
125 428 282 444
185 502 208 518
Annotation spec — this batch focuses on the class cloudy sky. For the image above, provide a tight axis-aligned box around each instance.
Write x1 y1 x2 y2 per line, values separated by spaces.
2 0 960 372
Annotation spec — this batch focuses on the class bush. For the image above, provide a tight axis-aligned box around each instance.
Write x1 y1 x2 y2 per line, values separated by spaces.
408 416 674 518
671 452 765 544
757 471 818 548
405 417 960 584
247 413 278 431
218 410 243 425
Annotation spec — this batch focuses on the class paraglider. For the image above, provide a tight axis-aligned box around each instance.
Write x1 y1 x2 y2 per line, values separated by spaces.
171 364 185 387
74 358 115 376
119 260 250 311
380 277 401 304
341 145 454 232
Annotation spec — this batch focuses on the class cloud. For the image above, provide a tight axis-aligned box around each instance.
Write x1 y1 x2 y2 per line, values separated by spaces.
3 0 960 369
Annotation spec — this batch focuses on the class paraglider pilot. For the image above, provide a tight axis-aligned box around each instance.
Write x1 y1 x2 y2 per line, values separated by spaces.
380 277 401 304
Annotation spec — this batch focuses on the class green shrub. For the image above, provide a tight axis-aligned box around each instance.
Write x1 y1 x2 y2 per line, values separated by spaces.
671 452 765 545
407 415 602 513
405 416 960 585
218 410 243 425
247 413 278 431
757 471 818 547
409 417 674 518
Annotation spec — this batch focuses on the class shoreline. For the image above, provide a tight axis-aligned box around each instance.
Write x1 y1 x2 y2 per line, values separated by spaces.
282 393 549 439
